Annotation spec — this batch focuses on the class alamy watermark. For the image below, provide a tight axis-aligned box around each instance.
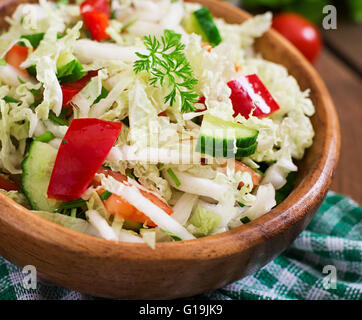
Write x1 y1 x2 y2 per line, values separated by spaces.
22 265 37 290
323 5 337 30
322 265 337 290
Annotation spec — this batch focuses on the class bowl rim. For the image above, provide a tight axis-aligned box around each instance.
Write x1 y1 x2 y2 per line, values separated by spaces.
0 0 340 262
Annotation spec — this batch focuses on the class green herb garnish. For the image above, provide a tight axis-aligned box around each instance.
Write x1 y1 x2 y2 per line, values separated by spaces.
93 86 109 104
240 216 251 224
26 65 37 77
133 29 198 112
57 59 86 84
49 109 69 126
3 96 20 104
0 58 7 66
70 208 77 218
167 168 181 187
160 229 182 241
55 199 87 212
100 190 112 201
19 33 45 49
35 131 55 143
275 171 297 205
17 76 25 84
30 87 42 96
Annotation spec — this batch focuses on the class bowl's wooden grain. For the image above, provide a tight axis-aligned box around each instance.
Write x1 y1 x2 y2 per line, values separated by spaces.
0 0 340 299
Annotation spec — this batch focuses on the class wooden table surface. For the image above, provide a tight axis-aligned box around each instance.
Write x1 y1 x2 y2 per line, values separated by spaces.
314 23 362 204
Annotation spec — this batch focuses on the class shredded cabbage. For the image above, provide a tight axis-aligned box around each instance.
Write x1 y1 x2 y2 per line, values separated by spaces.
0 0 315 243
187 205 222 237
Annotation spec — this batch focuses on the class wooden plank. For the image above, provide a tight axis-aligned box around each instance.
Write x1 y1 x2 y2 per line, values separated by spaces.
314 49 362 204
323 23 362 75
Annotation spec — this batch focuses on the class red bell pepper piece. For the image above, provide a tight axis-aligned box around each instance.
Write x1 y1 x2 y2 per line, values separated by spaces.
61 70 98 106
0 174 20 191
227 74 280 119
5 44 29 76
196 96 207 111
47 118 122 201
80 0 110 16
80 0 110 41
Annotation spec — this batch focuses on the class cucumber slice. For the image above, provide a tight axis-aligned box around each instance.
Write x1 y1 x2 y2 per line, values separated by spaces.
184 7 222 47
21 141 61 211
56 52 85 84
196 114 258 158
234 141 258 158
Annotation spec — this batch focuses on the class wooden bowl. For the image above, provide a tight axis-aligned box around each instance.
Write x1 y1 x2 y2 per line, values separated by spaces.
0 0 340 299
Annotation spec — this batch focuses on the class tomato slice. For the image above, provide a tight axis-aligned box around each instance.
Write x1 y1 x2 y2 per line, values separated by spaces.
96 168 173 227
5 45 29 76
220 160 262 188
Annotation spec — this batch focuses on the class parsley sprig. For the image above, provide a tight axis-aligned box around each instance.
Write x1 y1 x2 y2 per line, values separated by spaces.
133 29 199 112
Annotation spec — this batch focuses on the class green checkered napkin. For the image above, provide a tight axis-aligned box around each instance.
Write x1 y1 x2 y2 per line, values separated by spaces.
0 191 361 300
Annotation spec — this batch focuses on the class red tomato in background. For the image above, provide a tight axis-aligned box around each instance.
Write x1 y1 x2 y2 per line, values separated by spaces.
272 13 322 63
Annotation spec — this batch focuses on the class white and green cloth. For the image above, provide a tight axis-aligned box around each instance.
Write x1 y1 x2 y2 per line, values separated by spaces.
0 191 361 300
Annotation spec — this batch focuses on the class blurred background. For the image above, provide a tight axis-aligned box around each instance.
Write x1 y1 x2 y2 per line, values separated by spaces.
224 0 362 204
240 0 362 24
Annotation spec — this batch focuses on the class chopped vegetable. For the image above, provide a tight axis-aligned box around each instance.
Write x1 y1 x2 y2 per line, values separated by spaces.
47 119 122 201
99 190 112 200
57 56 86 84
80 0 111 41
55 198 87 211
99 177 174 227
240 216 251 224
184 7 222 47
228 74 280 119
0 174 20 191
60 70 98 106
275 171 297 205
35 131 55 143
48 109 69 126
160 229 182 241
196 114 259 158
219 159 262 187
166 168 181 187
3 96 20 104
21 142 62 211
188 205 222 237
5 44 29 76
20 33 45 49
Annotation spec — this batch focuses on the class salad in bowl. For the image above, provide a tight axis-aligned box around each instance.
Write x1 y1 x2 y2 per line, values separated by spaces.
0 0 315 248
